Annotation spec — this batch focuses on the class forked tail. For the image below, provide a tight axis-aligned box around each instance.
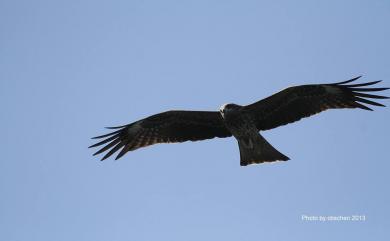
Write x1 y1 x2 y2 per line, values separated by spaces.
238 133 289 166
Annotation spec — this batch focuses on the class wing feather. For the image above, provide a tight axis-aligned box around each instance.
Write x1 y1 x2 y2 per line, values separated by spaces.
102 142 125 161
93 139 121 156
89 110 231 160
89 134 120 148
243 76 389 131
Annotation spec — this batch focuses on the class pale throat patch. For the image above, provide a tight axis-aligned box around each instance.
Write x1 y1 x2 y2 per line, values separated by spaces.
219 103 229 112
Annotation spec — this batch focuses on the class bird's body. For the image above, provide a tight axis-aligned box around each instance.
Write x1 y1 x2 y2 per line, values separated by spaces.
219 104 247 138
220 103 289 165
90 76 388 166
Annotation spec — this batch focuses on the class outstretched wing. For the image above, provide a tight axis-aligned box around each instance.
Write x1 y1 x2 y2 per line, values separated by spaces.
243 76 389 131
89 110 231 161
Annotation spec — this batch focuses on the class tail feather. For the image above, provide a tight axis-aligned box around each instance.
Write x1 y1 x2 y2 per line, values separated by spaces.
238 134 289 166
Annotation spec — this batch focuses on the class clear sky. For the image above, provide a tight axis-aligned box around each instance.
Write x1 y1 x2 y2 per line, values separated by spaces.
1 0 390 240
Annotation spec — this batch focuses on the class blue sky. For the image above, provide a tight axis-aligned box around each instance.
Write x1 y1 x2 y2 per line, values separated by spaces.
1 0 390 240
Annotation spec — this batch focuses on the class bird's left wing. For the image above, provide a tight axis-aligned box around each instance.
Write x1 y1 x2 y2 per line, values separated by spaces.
89 110 231 161
243 76 389 131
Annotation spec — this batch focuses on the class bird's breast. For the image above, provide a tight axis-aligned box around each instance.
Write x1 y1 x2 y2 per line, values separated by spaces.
223 112 257 138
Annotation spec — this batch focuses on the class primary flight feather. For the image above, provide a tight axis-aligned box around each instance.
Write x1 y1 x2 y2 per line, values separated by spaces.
89 76 388 166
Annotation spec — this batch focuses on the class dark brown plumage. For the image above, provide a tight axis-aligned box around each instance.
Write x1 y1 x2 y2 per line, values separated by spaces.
89 76 388 165
243 76 389 131
90 111 231 161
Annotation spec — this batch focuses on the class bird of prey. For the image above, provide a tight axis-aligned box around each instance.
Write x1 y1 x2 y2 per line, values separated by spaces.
89 76 388 166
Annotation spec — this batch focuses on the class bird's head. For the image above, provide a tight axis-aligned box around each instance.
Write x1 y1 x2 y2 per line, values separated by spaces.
219 103 242 117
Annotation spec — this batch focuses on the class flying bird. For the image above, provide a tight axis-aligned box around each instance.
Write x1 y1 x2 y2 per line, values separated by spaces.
89 76 388 166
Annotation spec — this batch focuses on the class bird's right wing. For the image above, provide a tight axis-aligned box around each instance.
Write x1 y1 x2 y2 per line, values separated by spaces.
89 110 232 160
243 76 389 131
